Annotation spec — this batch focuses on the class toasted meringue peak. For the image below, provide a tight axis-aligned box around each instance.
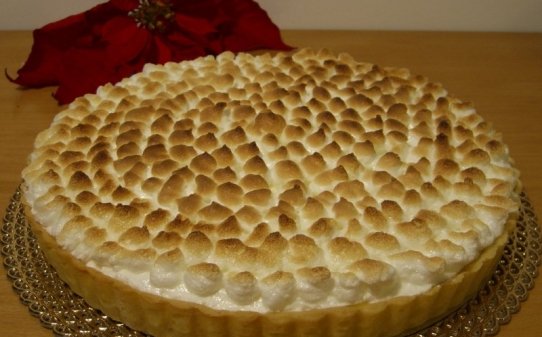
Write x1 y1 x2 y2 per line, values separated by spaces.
295 266 334 303
184 263 222 296
260 271 296 309
348 259 396 286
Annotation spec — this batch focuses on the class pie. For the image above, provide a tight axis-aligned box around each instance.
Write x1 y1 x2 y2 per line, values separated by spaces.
22 48 520 337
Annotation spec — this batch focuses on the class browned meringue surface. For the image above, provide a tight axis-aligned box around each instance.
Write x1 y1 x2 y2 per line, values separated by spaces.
22 48 519 314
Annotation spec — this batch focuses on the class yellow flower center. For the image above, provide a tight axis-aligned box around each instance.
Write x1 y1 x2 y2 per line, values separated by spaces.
129 0 175 32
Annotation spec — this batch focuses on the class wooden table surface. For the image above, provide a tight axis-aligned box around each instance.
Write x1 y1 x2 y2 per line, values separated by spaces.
1 30 541 337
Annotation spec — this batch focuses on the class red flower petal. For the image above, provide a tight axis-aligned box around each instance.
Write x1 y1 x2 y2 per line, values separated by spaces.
162 31 208 60
8 0 124 88
153 36 174 64
174 13 216 37
54 48 115 104
9 13 88 87
171 0 222 18
102 17 150 66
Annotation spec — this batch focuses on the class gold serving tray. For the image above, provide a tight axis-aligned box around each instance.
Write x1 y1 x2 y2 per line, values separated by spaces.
2 186 541 337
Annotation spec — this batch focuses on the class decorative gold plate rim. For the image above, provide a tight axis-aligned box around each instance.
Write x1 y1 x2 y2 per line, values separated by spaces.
2 187 541 337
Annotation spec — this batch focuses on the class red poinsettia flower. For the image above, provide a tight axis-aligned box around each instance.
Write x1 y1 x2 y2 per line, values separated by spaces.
8 0 292 104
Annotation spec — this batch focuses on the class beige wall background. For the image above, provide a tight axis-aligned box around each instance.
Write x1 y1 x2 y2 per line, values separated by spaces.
2 0 542 31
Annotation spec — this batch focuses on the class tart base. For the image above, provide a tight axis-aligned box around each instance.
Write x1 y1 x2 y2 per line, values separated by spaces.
26 198 516 337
